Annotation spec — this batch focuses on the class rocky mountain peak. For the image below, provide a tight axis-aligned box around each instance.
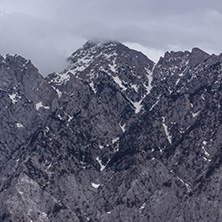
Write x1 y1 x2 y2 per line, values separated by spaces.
2 42 222 221
48 41 155 114
68 40 122 65
67 40 154 78
80 40 121 51
0 54 35 90
157 50 190 68
0 53 56 105
188 47 210 68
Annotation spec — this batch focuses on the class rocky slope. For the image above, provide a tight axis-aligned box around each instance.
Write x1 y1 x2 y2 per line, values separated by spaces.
1 41 222 221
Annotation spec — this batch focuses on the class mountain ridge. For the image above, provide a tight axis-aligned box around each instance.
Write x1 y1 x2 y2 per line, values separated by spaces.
0 41 222 221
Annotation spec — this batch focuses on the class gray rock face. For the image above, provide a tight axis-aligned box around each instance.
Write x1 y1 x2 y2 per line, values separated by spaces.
0 54 57 171
1 41 222 221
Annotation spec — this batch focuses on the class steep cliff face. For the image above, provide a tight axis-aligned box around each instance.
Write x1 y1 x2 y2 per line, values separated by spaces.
0 54 57 170
1 41 222 221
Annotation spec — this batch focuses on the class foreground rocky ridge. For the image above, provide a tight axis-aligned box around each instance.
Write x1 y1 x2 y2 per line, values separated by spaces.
1 41 222 221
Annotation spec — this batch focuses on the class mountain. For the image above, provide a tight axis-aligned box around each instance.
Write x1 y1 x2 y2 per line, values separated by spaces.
1 41 222 221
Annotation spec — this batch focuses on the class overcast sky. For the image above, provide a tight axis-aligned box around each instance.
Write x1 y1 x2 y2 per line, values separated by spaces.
0 0 222 75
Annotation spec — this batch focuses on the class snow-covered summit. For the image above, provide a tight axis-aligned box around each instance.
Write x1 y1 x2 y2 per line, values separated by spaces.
48 41 155 113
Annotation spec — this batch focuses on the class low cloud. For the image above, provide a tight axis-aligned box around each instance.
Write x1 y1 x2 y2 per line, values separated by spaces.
0 0 222 75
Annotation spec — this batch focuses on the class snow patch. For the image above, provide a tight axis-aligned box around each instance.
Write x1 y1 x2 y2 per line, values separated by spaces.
131 84 139 92
112 137 119 144
45 127 49 133
178 67 188 77
18 191 24 195
67 115 73 123
46 163 52 171
139 202 146 212
112 76 127 90
168 88 173 94
201 94 205 100
104 51 117 59
202 141 210 157
35 102 50 111
63 111 73 123
109 63 117 73
119 123 126 133
114 145 119 153
40 212 48 220
127 65 156 114
162 117 172 144
16 123 24 128
9 93 21 104
51 72 70 85
89 82 97 94
91 183 100 189
52 86 62 98
127 96 145 114
175 78 181 86
176 176 191 192
192 111 200 118
149 96 161 111
96 157 106 171
203 157 208 161
57 114 63 120
132 100 143 114
145 66 154 94
203 141 207 145
69 55 94 73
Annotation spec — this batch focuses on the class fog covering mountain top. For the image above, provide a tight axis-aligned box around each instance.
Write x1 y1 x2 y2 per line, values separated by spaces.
0 0 222 75
1 41 222 221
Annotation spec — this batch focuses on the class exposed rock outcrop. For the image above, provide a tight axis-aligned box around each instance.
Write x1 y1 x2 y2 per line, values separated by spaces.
1 42 222 221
